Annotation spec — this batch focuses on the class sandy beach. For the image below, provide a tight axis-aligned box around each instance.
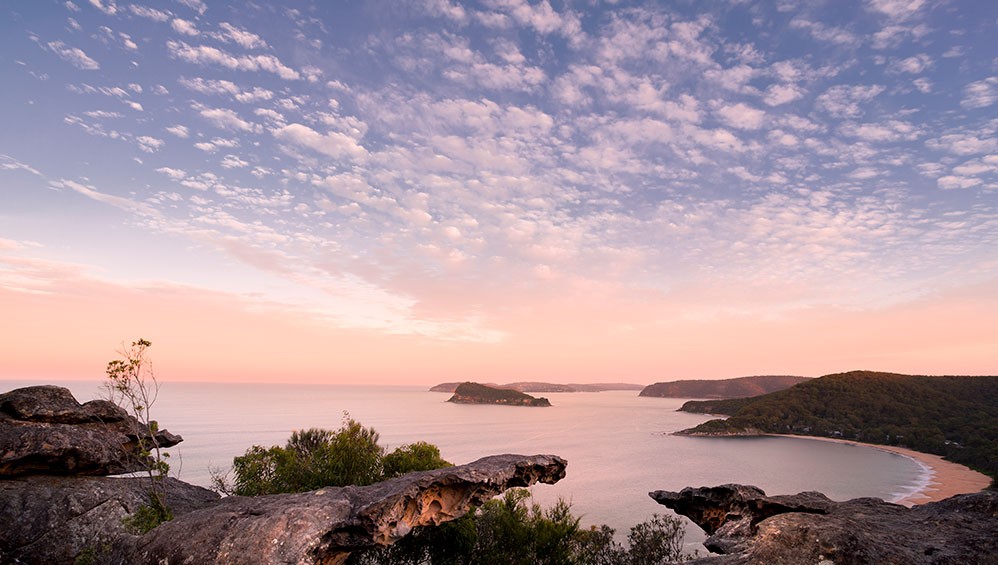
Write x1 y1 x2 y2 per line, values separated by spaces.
774 434 992 506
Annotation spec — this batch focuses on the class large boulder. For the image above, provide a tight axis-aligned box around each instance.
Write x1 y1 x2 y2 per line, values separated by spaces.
652 484 998 564
0 475 219 565
0 385 182 477
127 453 567 564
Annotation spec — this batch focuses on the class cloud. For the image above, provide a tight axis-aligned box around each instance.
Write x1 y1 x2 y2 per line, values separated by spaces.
912 78 932 93
789 18 859 45
155 167 186 179
423 0 468 24
763 83 804 106
171 18 199 36
46 41 99 70
136 135 165 153
179 76 240 95
234 87 274 103
937 175 982 190
220 154 249 168
867 0 925 21
175 0 206 15
52 179 157 215
272 123 368 160
715 103 766 130
840 120 920 142
128 5 169 21
961 77 997 109
198 106 258 132
488 0 583 41
895 53 932 74
926 133 998 156
165 124 190 138
815 84 885 117
167 40 300 80
88 0 117 15
217 22 267 49
0 155 42 176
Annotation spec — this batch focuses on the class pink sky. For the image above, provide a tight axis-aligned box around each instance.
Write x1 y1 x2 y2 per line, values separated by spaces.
2 254 994 385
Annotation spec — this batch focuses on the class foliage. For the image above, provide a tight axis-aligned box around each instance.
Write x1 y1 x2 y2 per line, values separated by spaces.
73 541 113 565
624 513 688 564
382 441 452 478
226 415 453 496
349 489 692 565
103 338 173 531
121 499 173 534
680 371 998 484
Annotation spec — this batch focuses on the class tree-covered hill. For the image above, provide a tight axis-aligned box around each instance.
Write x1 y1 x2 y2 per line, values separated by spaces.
447 382 552 407
640 375 809 398
678 371 998 483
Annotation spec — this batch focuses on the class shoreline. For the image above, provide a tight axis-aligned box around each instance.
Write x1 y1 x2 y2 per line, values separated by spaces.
770 434 992 506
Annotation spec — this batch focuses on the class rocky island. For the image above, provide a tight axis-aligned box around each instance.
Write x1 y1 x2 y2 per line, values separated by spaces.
446 382 552 406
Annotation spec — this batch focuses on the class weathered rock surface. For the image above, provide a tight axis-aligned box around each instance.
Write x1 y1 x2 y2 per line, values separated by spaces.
127 454 566 565
652 484 998 564
0 385 182 476
0 475 220 565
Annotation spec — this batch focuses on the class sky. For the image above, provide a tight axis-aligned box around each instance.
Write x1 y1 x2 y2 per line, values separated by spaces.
0 0 996 385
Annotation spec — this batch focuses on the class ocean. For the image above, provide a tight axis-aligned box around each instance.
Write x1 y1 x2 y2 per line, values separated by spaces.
4 380 930 549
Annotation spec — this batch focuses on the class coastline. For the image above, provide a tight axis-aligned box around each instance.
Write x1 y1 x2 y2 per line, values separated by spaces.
771 434 991 506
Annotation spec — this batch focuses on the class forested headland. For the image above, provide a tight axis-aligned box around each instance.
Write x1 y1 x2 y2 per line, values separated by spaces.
678 371 998 484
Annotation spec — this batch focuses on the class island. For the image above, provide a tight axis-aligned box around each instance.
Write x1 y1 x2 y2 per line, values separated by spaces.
447 382 552 406
639 375 809 398
676 370 998 485
431 381 644 393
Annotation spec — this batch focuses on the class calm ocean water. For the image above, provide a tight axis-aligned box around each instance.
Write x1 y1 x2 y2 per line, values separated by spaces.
4 380 930 548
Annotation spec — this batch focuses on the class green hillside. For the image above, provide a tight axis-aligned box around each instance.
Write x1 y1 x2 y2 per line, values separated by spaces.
640 375 809 398
678 371 998 483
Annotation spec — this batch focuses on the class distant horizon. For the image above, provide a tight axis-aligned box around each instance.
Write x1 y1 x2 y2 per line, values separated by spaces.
3 368 996 390
2 1 996 385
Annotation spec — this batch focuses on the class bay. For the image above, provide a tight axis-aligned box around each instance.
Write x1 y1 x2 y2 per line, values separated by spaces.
3 380 930 549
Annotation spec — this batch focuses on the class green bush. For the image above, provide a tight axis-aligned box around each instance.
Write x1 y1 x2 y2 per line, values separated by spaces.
228 417 453 496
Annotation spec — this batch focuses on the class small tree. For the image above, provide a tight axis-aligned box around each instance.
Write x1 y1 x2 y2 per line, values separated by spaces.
104 338 172 532
625 514 691 564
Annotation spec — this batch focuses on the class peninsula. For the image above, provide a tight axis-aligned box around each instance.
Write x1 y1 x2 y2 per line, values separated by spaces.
676 370 998 485
639 375 809 399
447 382 552 407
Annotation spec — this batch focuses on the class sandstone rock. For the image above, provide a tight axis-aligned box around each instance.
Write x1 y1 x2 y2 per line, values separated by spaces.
129 453 567 565
0 385 182 477
0 475 219 565
651 484 998 564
